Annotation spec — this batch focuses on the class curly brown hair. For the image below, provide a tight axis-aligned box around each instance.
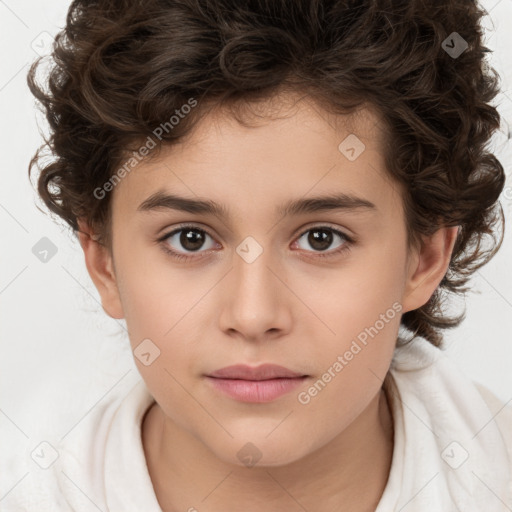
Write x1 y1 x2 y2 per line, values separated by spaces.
27 0 506 347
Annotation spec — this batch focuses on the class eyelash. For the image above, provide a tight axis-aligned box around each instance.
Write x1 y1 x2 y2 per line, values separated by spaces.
157 223 354 263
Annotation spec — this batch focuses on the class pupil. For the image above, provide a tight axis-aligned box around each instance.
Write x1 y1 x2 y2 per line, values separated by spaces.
309 229 332 251
181 229 204 251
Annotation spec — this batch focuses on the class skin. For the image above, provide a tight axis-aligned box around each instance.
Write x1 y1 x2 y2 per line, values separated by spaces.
78 93 458 512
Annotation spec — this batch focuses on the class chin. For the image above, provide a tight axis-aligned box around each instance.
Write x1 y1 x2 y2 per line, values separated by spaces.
211 435 311 469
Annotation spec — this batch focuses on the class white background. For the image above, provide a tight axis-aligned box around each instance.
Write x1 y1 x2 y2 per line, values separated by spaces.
1 0 511 502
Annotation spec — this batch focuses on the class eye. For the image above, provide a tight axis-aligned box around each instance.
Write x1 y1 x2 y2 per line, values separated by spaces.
292 226 353 258
158 224 219 261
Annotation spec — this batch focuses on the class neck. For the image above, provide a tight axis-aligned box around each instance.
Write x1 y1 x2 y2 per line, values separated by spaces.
142 384 394 512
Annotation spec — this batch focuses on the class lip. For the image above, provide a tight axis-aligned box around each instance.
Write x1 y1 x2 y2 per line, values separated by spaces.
205 364 309 403
207 364 306 380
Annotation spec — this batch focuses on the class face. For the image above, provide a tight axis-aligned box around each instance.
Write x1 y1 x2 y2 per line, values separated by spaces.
84 95 453 467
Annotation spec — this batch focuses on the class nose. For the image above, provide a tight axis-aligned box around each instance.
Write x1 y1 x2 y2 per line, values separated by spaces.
218 242 292 343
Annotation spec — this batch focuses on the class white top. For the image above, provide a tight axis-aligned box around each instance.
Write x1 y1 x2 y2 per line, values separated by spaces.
6 337 512 511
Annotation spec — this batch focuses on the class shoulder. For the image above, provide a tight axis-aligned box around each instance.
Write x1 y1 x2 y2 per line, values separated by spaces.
386 336 512 510
51 378 155 510
473 382 512 462
2 376 154 511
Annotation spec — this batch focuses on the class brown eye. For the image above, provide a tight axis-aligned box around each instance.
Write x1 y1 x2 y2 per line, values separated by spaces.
162 227 217 254
307 228 333 251
179 228 207 251
295 227 350 253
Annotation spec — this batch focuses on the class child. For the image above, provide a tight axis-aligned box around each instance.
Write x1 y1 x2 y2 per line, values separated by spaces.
23 0 512 510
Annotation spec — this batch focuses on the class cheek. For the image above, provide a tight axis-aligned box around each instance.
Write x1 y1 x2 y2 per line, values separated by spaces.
114 252 213 383
116 248 202 338
116 265 203 418
303 243 406 341
294 272 402 438
294 242 405 403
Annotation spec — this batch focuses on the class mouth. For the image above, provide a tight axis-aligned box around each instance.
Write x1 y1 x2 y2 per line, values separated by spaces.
205 364 310 403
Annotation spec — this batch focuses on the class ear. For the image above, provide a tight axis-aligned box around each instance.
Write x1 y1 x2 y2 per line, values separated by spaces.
76 219 124 319
401 226 459 314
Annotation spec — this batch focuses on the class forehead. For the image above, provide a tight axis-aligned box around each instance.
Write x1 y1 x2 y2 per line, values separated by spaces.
110 95 402 225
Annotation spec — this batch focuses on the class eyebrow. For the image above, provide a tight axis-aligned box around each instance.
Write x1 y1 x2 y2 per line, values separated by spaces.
137 190 377 219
